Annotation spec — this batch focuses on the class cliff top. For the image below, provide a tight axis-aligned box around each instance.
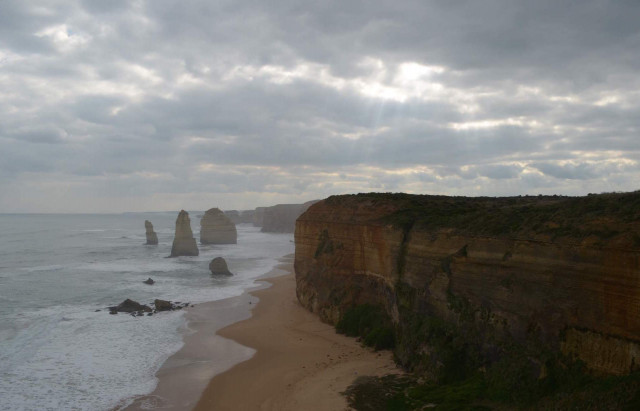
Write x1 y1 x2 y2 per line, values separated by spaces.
303 191 640 247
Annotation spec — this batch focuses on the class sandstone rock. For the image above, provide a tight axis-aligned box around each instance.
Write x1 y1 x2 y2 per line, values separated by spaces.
294 192 640 376
170 210 199 257
154 299 173 311
209 257 233 276
224 210 255 224
200 208 237 244
223 210 241 223
144 220 158 245
143 277 154 285
116 299 151 313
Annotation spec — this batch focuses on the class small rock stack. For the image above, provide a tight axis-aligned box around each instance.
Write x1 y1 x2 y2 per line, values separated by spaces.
144 220 158 245
209 257 233 276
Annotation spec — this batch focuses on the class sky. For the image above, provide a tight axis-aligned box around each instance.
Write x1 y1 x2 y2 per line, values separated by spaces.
1 0 639 213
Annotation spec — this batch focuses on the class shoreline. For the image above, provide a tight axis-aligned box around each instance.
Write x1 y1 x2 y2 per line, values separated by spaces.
194 258 399 410
122 256 295 411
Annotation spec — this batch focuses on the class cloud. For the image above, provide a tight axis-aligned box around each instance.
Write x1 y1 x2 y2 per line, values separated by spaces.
1 0 640 212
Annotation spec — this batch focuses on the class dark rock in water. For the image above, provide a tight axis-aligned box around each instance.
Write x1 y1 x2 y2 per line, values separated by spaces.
109 310 118 315
143 277 155 285
147 312 153 316
145 220 159 245
116 299 152 313
155 299 173 311
209 257 233 276
95 309 101 312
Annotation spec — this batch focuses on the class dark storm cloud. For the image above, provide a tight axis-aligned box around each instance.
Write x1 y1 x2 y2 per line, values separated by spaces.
1 0 639 211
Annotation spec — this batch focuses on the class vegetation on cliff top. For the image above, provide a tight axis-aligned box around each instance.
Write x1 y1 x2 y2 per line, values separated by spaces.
323 191 640 242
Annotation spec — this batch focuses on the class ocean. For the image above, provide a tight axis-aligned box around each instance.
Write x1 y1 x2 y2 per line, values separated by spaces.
0 213 294 410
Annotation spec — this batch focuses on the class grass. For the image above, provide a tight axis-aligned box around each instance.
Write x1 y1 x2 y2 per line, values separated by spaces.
325 191 640 243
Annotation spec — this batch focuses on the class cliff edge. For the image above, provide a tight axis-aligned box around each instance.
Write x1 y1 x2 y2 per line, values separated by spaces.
295 192 640 376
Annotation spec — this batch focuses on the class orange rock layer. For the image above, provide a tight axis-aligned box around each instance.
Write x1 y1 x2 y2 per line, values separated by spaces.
295 193 640 375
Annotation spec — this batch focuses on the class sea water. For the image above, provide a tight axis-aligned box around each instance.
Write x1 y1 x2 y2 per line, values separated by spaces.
0 213 294 410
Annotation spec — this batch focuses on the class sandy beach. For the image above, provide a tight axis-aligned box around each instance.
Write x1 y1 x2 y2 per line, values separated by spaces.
193 258 399 411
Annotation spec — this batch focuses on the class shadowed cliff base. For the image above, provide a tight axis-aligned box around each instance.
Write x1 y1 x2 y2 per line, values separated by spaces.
294 191 640 409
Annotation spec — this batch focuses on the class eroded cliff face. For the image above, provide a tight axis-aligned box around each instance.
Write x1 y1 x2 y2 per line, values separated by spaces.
295 193 640 375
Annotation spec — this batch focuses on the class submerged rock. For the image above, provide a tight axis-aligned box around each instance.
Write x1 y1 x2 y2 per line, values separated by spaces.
143 277 155 285
200 208 237 244
170 210 199 257
209 257 233 276
144 220 158 245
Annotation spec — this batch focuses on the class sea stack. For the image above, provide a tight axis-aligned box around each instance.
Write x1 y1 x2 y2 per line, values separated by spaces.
169 210 199 257
200 208 237 244
144 220 158 245
209 257 233 276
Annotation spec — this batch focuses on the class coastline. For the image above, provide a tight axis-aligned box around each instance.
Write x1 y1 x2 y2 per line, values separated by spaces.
121 256 294 410
194 258 399 410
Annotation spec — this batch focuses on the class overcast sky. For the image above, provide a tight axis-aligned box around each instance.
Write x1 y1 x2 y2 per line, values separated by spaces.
1 0 639 212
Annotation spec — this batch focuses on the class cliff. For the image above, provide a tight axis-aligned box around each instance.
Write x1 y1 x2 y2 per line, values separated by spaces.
224 209 254 224
170 210 199 257
295 192 640 376
253 207 266 227
200 208 237 244
261 201 317 233
144 220 158 245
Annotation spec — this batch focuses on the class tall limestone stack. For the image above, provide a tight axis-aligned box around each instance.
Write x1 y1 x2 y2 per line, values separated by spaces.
144 220 158 245
169 210 199 257
200 208 237 244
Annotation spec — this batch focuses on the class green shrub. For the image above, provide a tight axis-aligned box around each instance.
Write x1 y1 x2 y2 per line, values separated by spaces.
336 304 395 350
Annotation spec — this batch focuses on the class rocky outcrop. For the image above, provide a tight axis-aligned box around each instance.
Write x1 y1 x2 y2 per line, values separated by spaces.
295 192 640 376
261 201 317 233
170 210 199 257
144 220 158 245
154 299 172 311
200 208 237 244
209 257 233 276
112 299 152 313
143 278 154 285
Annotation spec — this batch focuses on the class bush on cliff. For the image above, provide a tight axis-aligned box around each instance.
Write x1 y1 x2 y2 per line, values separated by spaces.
336 304 395 350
